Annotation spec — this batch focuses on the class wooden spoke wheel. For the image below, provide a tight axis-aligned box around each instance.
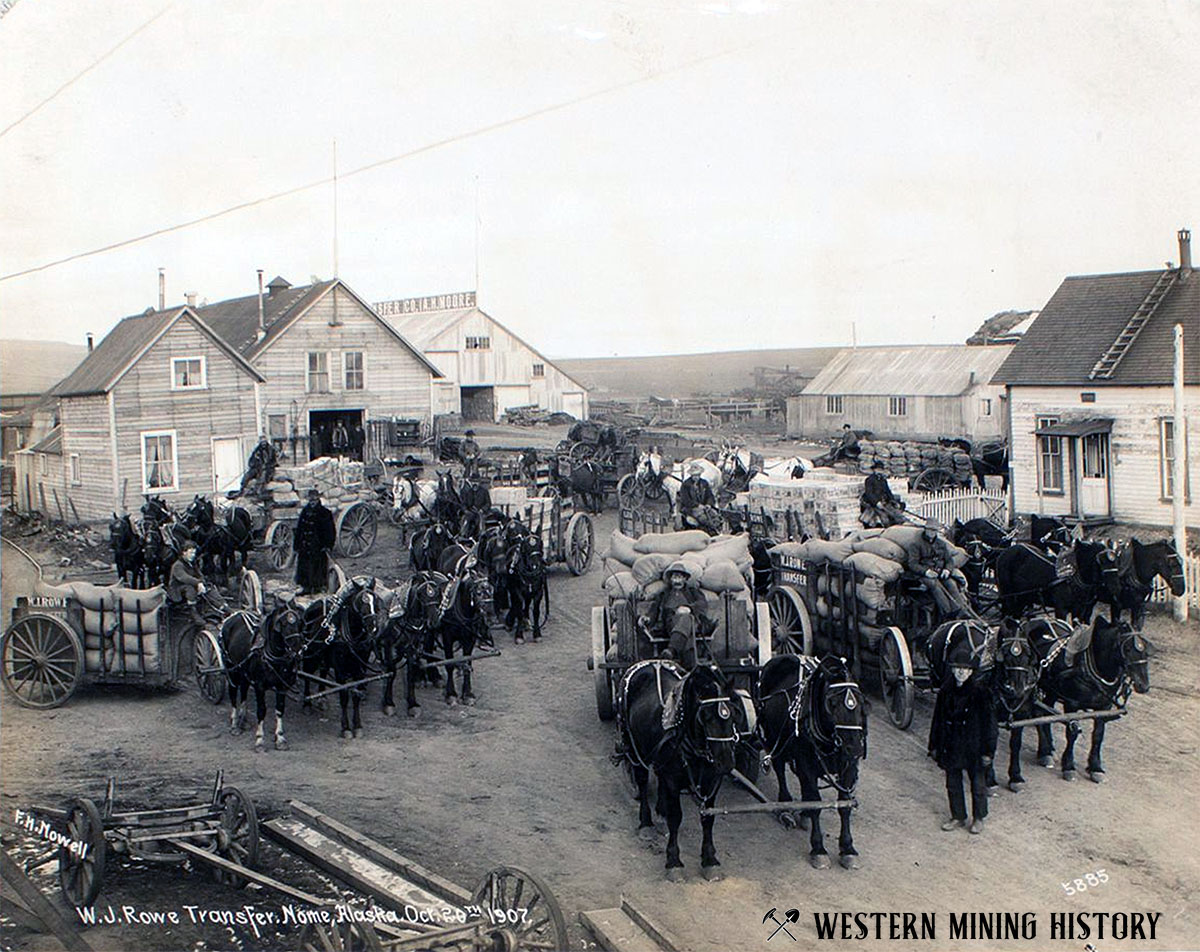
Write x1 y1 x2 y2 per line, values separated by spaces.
211 786 259 887
912 466 956 492
569 441 593 462
472 866 569 952
616 473 645 509
238 568 262 611
767 586 813 657
266 521 294 570
590 606 615 721
298 919 378 952
336 502 378 558
194 629 226 704
1 614 83 709
879 626 915 730
644 477 666 502
59 797 106 906
565 512 594 576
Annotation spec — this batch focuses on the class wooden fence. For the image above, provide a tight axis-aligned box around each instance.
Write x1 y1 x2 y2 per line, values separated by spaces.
908 487 1008 527
1149 551 1199 612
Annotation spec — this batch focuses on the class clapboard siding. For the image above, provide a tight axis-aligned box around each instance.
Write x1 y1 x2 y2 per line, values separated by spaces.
58 394 113 518
253 287 432 429
1009 384 1199 527
13 449 65 517
787 385 1005 442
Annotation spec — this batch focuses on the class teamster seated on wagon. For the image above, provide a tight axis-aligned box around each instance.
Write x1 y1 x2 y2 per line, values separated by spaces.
677 463 721 536
859 459 907 528
910 519 978 623
637 561 718 668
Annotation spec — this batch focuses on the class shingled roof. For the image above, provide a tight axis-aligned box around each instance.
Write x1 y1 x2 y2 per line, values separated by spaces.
992 269 1199 386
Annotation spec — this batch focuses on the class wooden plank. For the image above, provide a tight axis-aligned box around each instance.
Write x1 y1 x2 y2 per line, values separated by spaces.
171 840 331 907
0 850 93 952
286 801 472 904
621 899 683 952
579 908 669 952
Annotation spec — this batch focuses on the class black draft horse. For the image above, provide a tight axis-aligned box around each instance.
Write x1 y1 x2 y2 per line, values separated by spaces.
499 530 549 645
1104 539 1186 629
325 586 382 739
757 655 867 870
182 496 254 579
109 513 145 587
435 571 493 706
140 497 187 586
951 518 1014 597
994 541 1120 621
619 660 750 881
219 601 304 750
409 522 454 573
379 574 443 717
1008 615 1150 785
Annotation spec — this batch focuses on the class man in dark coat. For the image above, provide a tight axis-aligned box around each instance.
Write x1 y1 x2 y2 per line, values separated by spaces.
912 519 974 620
238 435 278 496
928 662 996 834
678 463 719 534
860 460 905 527
638 562 716 668
460 430 481 478
331 421 350 457
295 489 336 594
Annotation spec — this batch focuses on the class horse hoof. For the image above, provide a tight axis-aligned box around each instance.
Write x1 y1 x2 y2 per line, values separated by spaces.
464 695 477 706
514 636 525 646
254 740 265 751
840 854 862 871
446 696 457 707
1008 780 1024 793
1088 771 1105 784
1062 769 1076 782
1038 756 1054 768
408 706 420 718
637 825 657 842
229 727 243 736
275 738 289 751
353 728 363 739
810 853 832 870
665 866 685 883
701 865 723 882
383 705 396 717
341 729 353 739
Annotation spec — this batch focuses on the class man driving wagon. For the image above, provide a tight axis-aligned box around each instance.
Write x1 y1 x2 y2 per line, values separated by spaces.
678 462 720 536
233 435 278 498
911 519 976 623
637 561 718 669
860 460 907 527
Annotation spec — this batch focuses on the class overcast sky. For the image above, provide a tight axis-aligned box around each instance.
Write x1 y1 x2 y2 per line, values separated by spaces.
1 0 1197 358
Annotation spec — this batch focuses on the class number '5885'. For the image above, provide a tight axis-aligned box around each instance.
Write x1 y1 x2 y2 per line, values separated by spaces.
1062 870 1109 895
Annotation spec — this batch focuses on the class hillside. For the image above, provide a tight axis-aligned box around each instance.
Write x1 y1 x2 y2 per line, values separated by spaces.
556 347 839 400
0 339 87 395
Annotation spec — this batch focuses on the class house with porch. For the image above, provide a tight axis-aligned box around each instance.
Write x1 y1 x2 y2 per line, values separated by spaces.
992 229 1198 528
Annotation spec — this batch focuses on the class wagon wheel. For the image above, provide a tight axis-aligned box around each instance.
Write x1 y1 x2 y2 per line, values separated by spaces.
565 512 594 576
298 919 380 952
472 866 569 952
1 614 83 709
912 466 956 492
767 586 813 657
336 502 378 558
879 626 915 730
210 786 259 887
590 606 615 720
616 473 645 509
238 568 263 611
266 521 294 570
59 797 106 906
553 439 572 455
569 441 593 462
194 629 227 704
328 560 348 592
644 475 666 502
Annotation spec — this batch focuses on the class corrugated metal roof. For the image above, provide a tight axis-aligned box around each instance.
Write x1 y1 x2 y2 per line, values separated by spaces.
993 269 1199 386
802 345 1014 396
53 310 181 396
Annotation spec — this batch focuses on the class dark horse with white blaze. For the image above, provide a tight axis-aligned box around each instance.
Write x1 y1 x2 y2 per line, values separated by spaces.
1005 615 1149 786
409 521 454 572
994 540 1120 620
219 601 305 750
619 660 751 881
757 655 867 870
498 529 549 644
379 574 444 717
1104 539 1186 629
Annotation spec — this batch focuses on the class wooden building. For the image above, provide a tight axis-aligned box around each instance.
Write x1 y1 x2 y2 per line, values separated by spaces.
787 345 1013 443
993 229 1198 528
375 292 589 422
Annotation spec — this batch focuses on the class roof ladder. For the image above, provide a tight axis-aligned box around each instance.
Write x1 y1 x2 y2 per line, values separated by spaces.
1089 270 1176 379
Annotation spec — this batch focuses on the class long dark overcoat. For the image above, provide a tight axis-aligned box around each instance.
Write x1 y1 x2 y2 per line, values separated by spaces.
295 501 336 592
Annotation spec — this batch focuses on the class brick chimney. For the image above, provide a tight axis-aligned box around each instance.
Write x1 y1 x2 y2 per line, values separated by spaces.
1179 228 1192 279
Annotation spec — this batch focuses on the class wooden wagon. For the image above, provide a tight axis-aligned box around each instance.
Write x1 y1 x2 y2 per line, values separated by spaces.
229 491 378 573
491 493 594 576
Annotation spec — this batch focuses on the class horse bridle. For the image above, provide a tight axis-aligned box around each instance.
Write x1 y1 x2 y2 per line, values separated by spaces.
995 631 1037 717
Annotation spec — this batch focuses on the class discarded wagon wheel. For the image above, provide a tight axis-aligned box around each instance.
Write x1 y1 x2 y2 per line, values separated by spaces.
336 502 377 558
210 786 259 887
194 629 226 705
1 614 83 709
565 512 594 576
266 521 294 570
59 797 106 906
912 466 956 492
298 918 379 952
472 866 569 952
879 626 915 731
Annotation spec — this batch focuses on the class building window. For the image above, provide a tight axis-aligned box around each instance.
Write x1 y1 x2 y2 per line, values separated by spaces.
38 454 47 476
268 413 288 440
344 351 365 391
141 430 178 493
307 352 330 393
825 395 843 415
980 398 992 417
888 396 907 417
1037 416 1063 494
532 363 545 378
465 336 490 350
1081 433 1107 478
69 453 81 485
1160 417 1191 502
171 356 206 390
1080 392 1096 403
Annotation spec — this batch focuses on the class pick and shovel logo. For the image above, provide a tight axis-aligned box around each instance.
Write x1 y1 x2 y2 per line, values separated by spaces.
763 907 799 941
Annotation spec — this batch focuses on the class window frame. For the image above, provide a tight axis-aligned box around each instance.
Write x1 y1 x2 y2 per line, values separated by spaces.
1159 416 1192 503
267 413 288 441
170 355 207 391
825 395 843 415
980 397 992 417
343 350 366 391
140 429 179 494
531 362 545 379
888 396 907 417
69 453 81 486
306 351 331 393
465 335 491 351
1036 415 1064 495
38 453 47 476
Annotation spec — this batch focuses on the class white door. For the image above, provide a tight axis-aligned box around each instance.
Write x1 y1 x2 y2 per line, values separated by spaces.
212 437 244 494
1079 433 1110 518
562 392 585 420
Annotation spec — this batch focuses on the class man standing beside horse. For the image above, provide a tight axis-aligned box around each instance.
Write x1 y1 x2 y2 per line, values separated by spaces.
295 489 336 595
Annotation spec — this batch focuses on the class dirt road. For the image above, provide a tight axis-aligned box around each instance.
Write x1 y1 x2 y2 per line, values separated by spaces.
2 513 1198 951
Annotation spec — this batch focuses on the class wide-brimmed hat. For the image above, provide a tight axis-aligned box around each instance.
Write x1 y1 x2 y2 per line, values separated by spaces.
664 560 692 578
924 517 940 532
307 488 321 500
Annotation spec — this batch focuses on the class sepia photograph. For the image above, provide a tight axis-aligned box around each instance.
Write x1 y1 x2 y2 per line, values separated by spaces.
0 2 1196 950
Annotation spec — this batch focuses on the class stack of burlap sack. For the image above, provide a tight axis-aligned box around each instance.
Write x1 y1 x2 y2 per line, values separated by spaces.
855 440 972 483
769 525 970 649
273 457 374 510
601 528 755 614
33 579 167 674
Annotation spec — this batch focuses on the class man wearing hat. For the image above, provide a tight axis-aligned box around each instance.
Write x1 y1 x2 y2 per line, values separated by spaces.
913 519 974 621
928 655 996 835
235 434 279 498
678 462 718 534
860 460 906 527
295 488 336 595
638 561 716 668
168 540 208 639
460 429 481 478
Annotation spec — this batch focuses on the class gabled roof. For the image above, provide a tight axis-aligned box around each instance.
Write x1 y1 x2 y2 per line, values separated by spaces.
52 308 266 398
29 426 62 455
993 269 1199 386
801 345 1014 396
198 279 441 375
382 306 586 390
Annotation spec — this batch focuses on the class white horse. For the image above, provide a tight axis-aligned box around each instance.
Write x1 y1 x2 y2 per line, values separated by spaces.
391 474 438 526
759 456 813 480
636 449 723 508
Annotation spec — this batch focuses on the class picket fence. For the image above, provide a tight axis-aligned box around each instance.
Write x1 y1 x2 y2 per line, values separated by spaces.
908 487 1009 528
1149 551 1199 612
